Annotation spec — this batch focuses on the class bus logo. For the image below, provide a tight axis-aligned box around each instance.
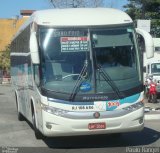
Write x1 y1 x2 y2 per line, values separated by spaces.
93 112 100 118
80 82 91 92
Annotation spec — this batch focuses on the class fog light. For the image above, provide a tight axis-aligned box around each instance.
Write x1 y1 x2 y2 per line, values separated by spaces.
46 123 52 129
139 117 143 124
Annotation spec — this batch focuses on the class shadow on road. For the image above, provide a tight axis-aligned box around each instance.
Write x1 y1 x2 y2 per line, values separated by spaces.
42 127 160 149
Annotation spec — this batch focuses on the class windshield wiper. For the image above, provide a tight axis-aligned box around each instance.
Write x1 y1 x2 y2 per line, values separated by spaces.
97 64 124 99
69 60 88 101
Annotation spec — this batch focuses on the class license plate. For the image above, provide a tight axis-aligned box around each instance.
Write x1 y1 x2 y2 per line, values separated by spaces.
88 122 106 130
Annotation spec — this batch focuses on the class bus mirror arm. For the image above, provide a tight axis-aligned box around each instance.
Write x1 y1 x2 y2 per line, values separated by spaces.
136 28 154 59
30 32 40 64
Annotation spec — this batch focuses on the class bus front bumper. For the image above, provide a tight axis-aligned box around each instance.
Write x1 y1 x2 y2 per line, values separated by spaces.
41 107 144 137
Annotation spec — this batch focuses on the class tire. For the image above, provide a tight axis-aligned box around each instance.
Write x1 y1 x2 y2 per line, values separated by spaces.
151 94 153 103
18 112 24 121
144 86 148 98
32 109 44 139
15 94 24 121
151 94 154 103
148 94 151 102
152 94 157 103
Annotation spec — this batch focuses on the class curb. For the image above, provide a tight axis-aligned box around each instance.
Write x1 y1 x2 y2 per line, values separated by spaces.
145 114 160 120
144 106 160 120
145 106 160 120
145 107 160 112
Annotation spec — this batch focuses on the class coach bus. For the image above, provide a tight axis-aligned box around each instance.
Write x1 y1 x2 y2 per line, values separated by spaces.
10 8 154 139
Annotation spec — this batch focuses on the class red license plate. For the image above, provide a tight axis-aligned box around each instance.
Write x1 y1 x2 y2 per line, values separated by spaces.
88 122 106 130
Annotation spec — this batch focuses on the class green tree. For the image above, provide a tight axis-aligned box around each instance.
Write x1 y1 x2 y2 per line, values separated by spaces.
0 45 11 74
49 0 104 8
124 0 160 37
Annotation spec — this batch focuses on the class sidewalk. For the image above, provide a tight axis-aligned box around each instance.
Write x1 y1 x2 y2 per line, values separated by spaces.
144 98 160 120
144 98 160 111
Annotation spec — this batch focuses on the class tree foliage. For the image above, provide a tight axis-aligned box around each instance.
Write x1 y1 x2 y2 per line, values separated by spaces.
49 0 104 8
0 45 10 72
124 0 160 37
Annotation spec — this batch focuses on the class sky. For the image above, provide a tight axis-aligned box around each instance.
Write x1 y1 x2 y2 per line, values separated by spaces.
0 0 128 19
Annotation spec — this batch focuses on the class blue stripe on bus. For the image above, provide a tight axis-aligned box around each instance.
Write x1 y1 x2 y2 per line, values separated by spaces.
119 93 140 104
48 93 140 106
106 93 141 111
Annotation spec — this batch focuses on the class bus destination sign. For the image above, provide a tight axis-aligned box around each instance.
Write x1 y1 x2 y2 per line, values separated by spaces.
61 37 89 52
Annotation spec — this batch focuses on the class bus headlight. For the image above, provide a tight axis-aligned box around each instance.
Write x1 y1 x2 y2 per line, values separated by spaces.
41 104 69 116
122 102 144 111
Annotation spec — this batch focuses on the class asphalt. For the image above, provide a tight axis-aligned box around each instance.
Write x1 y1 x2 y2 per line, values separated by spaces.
144 98 160 120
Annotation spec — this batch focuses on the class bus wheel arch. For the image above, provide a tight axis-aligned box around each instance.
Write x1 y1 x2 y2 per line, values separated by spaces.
31 99 44 139
15 91 24 121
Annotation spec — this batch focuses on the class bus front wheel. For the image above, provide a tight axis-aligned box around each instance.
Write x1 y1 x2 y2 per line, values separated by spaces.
32 107 44 139
18 111 24 121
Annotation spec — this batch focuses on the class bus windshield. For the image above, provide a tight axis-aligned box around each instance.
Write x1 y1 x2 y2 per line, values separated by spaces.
39 26 141 98
151 63 160 74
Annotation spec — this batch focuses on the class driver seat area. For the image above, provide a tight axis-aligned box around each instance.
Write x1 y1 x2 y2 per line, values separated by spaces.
52 62 74 81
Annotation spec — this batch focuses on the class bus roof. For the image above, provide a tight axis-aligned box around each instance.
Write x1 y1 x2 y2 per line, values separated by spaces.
31 8 132 26
12 8 133 40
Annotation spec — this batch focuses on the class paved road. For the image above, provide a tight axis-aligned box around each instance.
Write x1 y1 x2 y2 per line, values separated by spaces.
0 85 160 153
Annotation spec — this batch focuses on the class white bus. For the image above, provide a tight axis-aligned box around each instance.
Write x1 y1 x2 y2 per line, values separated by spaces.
10 8 154 139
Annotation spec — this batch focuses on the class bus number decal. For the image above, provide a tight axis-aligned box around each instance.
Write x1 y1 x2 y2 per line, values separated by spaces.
107 101 120 108
72 105 94 111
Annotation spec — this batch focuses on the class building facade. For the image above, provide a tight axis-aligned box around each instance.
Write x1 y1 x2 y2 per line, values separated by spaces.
0 10 34 82
0 10 35 52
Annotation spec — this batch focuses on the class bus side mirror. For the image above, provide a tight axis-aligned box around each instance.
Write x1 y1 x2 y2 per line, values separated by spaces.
136 28 154 59
30 32 40 64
